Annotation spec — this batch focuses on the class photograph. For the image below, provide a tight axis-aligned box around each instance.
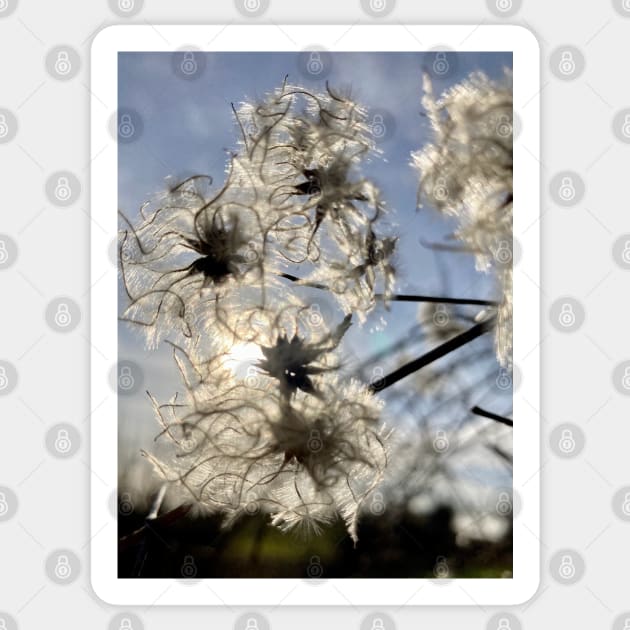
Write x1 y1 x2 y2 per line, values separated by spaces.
115 49 515 580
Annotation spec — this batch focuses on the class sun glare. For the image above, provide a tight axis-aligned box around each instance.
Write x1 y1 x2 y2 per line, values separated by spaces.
224 342 264 376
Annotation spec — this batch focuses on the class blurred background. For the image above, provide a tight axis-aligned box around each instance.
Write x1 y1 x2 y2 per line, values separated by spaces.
117 51 513 579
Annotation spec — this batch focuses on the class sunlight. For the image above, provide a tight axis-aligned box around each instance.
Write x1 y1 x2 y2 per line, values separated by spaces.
224 342 264 377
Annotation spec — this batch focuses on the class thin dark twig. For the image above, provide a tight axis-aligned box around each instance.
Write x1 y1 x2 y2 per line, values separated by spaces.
368 317 496 393
278 273 498 306
278 272 328 290
471 405 513 427
376 294 498 306
119 503 192 551
486 443 513 465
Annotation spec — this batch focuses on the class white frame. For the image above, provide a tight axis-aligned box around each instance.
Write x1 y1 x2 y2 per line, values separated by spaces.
90 24 540 606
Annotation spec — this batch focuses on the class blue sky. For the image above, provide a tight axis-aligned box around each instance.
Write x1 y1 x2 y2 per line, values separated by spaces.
118 51 513 494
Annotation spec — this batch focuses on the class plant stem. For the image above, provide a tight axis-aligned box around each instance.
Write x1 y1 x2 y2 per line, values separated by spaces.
119 503 192 552
376 294 498 306
471 406 513 427
278 273 498 307
278 272 328 289
147 483 167 520
368 317 495 393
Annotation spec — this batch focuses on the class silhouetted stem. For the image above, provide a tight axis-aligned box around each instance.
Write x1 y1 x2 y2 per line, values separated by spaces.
368 317 496 393
278 273 498 307
471 405 513 427
278 272 328 289
119 503 192 552
376 294 498 306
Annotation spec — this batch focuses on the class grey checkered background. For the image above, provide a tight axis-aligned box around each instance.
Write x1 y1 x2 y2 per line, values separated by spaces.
0 0 629 628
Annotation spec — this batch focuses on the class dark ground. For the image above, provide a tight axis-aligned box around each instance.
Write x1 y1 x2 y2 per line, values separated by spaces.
118 500 512 579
